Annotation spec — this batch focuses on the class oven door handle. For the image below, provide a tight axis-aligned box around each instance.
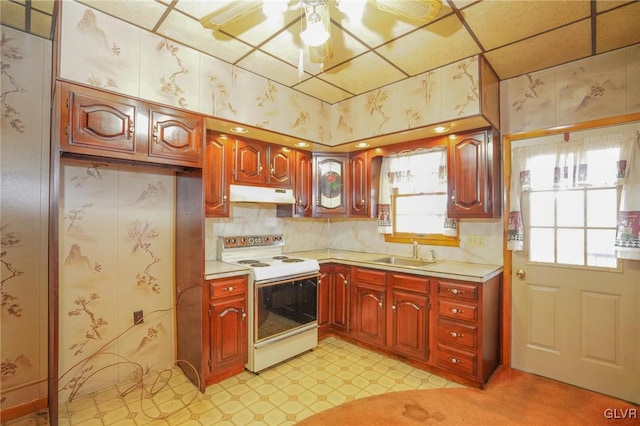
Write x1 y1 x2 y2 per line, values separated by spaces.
253 322 318 349
254 273 320 287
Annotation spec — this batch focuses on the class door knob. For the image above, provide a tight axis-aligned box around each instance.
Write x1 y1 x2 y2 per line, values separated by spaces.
516 269 526 279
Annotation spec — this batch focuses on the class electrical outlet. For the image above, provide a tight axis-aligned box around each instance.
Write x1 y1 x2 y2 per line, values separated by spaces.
133 310 143 325
466 234 486 247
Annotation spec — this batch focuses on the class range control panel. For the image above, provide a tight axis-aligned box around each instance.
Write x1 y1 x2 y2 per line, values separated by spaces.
220 234 284 249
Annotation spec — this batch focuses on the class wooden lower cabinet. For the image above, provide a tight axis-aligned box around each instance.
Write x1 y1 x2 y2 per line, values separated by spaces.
318 264 351 337
322 265 500 387
205 275 248 385
432 275 500 385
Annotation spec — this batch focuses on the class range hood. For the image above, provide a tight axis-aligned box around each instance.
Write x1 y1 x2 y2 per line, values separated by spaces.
229 184 296 204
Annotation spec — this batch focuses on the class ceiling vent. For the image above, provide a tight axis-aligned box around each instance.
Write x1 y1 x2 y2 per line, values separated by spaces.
369 0 442 23
200 0 263 31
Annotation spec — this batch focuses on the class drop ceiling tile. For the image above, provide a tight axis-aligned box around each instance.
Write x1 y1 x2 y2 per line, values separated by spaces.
236 49 308 88
75 0 167 31
1 1 26 31
596 0 635 13
484 20 592 80
332 1 450 48
32 0 55 14
158 10 253 63
377 14 481 76
294 77 353 104
596 2 640 54
220 7 301 47
261 22 369 76
31 10 52 38
462 0 591 50
318 51 407 96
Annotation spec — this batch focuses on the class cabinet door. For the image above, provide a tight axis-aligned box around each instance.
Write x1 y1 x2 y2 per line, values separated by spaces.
350 151 370 217
268 146 294 187
149 108 203 167
331 265 351 333
209 295 247 373
318 265 331 331
62 86 139 158
448 129 500 218
390 289 429 359
353 282 386 347
314 154 348 216
204 133 230 217
234 139 265 184
294 150 313 217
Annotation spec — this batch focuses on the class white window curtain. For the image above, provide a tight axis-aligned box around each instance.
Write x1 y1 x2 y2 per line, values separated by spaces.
377 147 453 234
508 130 640 260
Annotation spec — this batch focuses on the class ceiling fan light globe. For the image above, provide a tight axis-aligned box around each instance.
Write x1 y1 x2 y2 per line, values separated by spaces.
301 23 330 46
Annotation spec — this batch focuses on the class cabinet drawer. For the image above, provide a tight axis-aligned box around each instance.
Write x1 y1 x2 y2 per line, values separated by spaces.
438 280 478 301
436 344 477 377
438 300 477 322
438 319 477 351
209 277 247 300
353 268 386 285
390 273 429 294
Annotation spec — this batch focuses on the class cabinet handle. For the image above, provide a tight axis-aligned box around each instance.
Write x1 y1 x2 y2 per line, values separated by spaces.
241 307 246 320
448 288 465 295
259 166 263 174
450 191 456 202
344 279 348 286
449 357 463 364
378 301 384 309
270 166 275 174
449 307 464 314
448 331 464 338
223 286 236 292
392 301 397 311
153 128 158 144
129 125 135 137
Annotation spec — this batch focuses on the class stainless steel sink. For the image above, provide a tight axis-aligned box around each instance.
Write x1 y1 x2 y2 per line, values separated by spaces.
371 256 436 268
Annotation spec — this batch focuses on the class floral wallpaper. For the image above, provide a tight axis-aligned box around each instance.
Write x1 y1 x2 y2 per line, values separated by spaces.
501 44 640 134
58 160 176 402
0 26 51 410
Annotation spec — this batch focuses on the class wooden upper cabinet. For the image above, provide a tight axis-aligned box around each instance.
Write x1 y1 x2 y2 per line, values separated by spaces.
314 154 348 217
350 151 370 217
61 84 139 158
148 108 203 166
59 81 204 168
204 132 230 217
232 138 293 188
234 139 264 185
294 150 313 217
268 146 294 187
447 128 501 218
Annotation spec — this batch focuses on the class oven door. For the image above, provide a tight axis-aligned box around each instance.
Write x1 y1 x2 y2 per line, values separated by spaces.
254 274 318 344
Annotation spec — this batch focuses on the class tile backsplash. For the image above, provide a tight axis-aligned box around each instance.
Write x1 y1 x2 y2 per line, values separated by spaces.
206 204 503 265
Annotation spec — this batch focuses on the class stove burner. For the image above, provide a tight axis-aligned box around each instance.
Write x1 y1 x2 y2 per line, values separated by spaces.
238 259 262 264
272 256 288 260
251 263 270 267
282 258 304 263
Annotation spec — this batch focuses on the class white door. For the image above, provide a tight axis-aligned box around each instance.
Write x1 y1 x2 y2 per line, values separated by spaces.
511 147 640 404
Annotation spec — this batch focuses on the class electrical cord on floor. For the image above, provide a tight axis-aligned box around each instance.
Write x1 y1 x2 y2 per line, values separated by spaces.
58 303 201 420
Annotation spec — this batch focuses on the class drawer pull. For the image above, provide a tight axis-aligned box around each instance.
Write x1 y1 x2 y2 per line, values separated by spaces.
448 288 465 295
223 286 236 292
449 307 464 314
448 331 464 338
450 357 463 364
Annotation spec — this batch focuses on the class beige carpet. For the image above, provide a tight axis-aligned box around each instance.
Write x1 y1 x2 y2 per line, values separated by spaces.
297 367 638 425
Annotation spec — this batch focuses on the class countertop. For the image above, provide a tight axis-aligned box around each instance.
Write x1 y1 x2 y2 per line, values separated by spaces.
206 249 502 283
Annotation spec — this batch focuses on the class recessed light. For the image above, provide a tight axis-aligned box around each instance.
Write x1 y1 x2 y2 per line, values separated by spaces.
354 142 370 148
230 126 248 134
295 142 310 147
432 126 449 134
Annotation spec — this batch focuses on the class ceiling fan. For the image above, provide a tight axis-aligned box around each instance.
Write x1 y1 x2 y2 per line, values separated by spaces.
199 0 442 63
